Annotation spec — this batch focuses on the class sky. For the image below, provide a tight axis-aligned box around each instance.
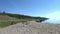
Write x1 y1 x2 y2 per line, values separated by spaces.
0 0 60 23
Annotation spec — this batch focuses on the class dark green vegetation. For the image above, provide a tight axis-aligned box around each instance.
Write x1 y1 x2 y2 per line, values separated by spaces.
0 21 15 28
0 11 48 28
0 21 21 28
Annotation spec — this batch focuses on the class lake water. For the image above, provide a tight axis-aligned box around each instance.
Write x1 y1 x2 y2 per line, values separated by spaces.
44 19 60 24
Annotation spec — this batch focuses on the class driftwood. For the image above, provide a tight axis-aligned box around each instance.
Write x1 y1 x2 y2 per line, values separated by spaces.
10 21 16 25
22 21 29 25
36 20 42 23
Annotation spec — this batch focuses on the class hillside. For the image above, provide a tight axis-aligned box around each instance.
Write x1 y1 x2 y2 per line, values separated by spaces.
0 14 20 22
0 12 48 27
0 12 48 21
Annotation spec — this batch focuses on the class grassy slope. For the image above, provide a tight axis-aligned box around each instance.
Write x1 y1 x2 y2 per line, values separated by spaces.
0 12 48 28
6 13 48 20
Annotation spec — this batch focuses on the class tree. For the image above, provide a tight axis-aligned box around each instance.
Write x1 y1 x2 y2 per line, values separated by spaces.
3 11 5 14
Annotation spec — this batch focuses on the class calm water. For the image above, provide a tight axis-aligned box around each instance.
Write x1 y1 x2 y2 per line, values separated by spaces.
44 19 60 24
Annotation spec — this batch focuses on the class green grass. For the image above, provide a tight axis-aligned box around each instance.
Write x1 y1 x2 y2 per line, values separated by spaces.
0 19 29 28
0 21 12 28
0 21 21 28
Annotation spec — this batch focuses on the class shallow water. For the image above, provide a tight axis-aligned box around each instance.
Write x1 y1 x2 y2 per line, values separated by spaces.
44 19 60 24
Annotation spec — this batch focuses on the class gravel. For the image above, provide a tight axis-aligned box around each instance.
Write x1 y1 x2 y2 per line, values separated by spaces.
0 21 60 34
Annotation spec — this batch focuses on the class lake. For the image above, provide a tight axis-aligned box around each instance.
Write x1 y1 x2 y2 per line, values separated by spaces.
44 19 60 24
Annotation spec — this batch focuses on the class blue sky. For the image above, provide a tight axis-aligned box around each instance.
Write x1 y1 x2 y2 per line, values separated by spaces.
0 0 60 21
